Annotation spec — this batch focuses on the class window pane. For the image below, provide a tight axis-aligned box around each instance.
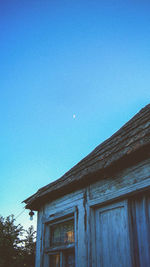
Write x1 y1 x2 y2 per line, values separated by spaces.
64 250 75 267
50 220 74 247
49 254 60 267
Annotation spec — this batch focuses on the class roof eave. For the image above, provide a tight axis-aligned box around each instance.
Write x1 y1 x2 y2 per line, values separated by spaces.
24 142 150 211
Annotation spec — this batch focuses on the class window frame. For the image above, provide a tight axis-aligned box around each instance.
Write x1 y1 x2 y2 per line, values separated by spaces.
42 207 77 267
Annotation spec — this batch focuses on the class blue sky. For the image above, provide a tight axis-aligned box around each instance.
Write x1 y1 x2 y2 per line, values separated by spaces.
0 0 150 229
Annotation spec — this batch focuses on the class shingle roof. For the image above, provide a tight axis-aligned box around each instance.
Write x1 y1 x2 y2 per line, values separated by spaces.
24 104 150 210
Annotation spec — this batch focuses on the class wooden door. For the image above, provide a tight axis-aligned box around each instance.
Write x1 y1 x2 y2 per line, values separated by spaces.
95 201 131 267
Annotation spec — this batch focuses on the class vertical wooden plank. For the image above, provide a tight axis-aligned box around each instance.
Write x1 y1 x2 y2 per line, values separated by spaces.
89 207 97 267
42 222 46 267
77 197 87 267
130 194 150 267
136 196 150 266
35 211 44 267
74 206 78 267
86 204 91 267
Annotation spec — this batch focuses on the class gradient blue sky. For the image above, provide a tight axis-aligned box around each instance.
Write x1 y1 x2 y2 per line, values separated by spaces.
0 0 150 229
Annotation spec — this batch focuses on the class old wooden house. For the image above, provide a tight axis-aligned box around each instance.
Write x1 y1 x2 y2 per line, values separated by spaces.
24 104 150 267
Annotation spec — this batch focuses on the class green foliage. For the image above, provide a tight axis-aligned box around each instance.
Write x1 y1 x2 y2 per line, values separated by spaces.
0 215 36 267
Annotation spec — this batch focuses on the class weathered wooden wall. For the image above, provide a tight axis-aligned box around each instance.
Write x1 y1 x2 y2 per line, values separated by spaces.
88 158 150 205
35 158 150 267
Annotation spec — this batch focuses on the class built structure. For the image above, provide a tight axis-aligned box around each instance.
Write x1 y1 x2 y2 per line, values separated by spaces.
24 104 150 267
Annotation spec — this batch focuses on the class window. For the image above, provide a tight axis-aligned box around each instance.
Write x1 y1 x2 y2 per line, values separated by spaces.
50 219 75 247
44 217 75 267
